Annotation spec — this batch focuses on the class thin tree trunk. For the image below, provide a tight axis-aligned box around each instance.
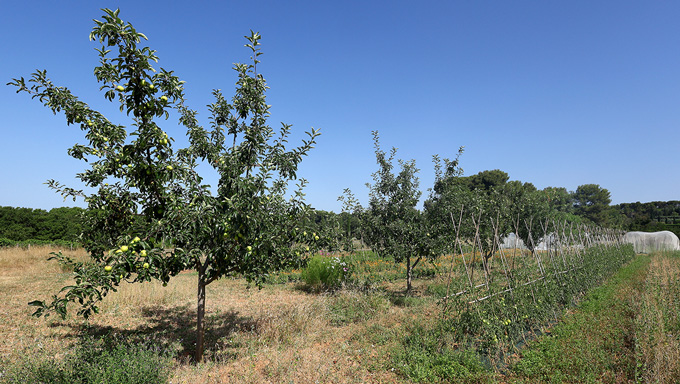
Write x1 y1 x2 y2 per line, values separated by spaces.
196 268 206 362
406 256 412 292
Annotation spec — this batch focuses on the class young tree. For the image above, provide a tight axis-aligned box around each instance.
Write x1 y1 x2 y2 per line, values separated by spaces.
349 131 444 291
10 9 320 362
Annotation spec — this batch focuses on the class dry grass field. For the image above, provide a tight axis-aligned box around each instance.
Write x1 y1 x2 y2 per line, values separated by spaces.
0 246 441 383
4 245 680 383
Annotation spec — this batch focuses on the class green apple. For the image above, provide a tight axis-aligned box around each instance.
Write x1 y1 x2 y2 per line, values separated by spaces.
143 262 150 269
160 138 168 145
87 120 93 127
104 265 113 272
139 250 147 257
160 96 168 102
132 236 140 243
166 165 173 171
116 85 125 91
149 84 155 90
246 246 252 252
120 245 129 252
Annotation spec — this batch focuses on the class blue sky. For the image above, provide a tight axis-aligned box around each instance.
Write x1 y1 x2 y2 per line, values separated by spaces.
2 1 679 212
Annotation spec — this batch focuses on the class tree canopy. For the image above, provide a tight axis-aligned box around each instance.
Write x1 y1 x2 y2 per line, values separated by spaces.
10 8 319 361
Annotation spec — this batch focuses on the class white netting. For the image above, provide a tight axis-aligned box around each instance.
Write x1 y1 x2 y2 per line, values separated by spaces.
622 230 680 253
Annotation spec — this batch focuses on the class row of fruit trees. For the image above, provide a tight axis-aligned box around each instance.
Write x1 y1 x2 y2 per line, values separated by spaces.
434 213 633 368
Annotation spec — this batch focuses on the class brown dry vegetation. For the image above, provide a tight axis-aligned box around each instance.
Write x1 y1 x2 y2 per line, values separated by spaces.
632 251 680 383
0 246 443 383
6 245 677 383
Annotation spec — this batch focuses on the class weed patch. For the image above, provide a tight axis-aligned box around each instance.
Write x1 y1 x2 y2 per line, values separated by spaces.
0 334 174 384
327 290 390 325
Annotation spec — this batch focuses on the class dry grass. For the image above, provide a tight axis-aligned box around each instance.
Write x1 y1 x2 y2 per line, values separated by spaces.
0 246 90 363
0 245 87 276
633 251 680 383
0 246 434 383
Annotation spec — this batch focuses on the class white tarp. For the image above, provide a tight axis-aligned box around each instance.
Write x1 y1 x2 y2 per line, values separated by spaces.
622 230 680 253
499 233 527 249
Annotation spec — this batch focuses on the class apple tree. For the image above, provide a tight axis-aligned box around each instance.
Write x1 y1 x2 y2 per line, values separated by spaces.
346 131 452 291
9 8 320 362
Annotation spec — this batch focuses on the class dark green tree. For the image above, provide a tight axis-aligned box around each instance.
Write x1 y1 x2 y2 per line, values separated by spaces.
572 184 612 226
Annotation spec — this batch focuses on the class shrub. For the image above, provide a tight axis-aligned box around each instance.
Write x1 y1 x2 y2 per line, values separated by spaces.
301 255 350 291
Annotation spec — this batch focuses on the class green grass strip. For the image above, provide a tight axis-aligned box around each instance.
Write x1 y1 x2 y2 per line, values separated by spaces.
509 254 650 383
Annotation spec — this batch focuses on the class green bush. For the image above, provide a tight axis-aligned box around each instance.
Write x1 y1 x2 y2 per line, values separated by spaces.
0 335 174 384
301 255 350 291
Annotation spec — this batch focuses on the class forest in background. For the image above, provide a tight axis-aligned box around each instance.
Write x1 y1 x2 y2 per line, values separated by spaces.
0 206 83 245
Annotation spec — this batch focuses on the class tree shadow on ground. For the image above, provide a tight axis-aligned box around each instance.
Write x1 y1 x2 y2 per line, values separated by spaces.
52 304 259 362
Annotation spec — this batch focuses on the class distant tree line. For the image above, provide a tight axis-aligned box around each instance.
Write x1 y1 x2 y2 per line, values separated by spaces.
614 200 680 237
1 179 677 247
313 169 680 249
0 206 84 244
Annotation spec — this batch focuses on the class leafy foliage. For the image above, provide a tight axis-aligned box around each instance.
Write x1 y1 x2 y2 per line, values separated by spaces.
9 8 319 361
439 230 635 371
346 131 454 291
301 255 350 291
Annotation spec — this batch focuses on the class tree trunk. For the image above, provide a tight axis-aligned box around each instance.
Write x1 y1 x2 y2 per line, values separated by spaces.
406 256 412 292
195 269 206 362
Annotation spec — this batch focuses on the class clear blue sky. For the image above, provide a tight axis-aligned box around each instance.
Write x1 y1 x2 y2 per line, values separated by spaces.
2 1 679 212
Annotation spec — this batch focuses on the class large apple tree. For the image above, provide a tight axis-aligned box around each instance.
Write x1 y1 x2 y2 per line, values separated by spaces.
9 8 320 362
